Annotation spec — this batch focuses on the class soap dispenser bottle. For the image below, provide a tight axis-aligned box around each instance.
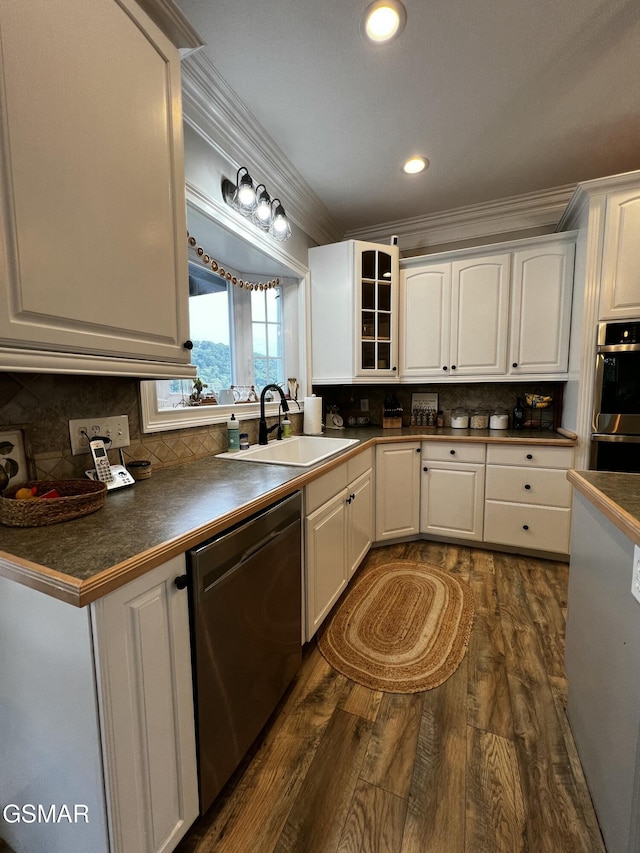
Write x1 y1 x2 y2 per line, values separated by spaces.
227 413 240 452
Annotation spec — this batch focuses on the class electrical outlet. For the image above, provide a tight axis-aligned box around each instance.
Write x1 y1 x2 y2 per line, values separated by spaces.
632 545 640 605
68 415 130 456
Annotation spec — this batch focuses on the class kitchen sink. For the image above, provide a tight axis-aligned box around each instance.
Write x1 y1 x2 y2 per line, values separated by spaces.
216 435 359 467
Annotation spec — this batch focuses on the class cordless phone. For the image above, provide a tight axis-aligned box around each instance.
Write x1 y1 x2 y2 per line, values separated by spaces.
86 439 135 490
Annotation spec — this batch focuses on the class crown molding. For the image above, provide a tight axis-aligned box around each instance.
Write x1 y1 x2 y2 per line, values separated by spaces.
558 168 640 231
344 184 577 252
134 0 204 53
180 52 342 247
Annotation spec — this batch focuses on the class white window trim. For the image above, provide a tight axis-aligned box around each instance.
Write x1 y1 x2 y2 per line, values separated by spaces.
139 381 304 432
140 185 310 434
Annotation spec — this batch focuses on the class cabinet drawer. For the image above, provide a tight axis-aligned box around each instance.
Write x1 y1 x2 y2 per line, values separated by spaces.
347 447 373 482
305 463 348 514
486 444 573 469
485 465 572 508
422 441 486 463
484 500 571 554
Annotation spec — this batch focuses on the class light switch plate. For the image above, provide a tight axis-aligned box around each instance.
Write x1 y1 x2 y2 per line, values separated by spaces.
632 545 640 605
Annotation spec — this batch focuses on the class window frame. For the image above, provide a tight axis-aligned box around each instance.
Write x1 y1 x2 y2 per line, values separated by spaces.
140 191 309 434
251 284 284 388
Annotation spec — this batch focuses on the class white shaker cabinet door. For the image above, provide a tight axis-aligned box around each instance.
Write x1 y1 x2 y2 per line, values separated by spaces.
92 554 199 853
0 0 191 367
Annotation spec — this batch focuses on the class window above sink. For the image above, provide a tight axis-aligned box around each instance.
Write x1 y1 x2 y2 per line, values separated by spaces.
140 199 308 434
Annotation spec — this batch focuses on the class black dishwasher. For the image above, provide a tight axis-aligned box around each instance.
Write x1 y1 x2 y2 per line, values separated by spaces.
188 491 302 813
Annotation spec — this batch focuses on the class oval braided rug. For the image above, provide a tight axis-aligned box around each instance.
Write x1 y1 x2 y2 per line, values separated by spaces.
317 561 474 693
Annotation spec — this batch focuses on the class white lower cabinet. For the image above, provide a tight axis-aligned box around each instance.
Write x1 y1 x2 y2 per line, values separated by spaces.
0 555 198 853
305 489 349 639
483 444 573 554
347 469 374 578
92 554 199 853
375 442 421 540
305 448 374 639
367 439 573 556
420 442 486 541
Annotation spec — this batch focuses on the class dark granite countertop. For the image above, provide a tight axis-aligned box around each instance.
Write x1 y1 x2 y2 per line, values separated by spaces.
567 470 640 546
0 427 576 605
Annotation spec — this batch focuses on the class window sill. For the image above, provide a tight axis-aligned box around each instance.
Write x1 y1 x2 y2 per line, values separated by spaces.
140 382 303 433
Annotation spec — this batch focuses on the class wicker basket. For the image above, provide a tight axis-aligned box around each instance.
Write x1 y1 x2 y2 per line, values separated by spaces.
0 479 107 527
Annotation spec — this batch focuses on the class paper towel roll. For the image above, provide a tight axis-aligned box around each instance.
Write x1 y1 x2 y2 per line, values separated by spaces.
303 395 323 435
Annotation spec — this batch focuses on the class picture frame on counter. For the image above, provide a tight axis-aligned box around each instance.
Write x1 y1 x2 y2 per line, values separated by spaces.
411 392 439 414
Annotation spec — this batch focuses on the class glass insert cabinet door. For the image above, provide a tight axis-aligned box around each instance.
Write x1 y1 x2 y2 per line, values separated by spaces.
358 246 398 376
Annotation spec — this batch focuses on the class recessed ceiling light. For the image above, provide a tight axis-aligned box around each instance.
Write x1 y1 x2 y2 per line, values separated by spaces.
362 0 407 44
403 156 429 175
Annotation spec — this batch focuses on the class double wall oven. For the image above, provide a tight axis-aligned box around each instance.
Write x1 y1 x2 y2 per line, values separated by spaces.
591 320 640 472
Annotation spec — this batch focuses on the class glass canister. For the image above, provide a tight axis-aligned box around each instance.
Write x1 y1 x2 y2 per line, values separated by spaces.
451 407 469 428
490 408 509 429
470 408 489 429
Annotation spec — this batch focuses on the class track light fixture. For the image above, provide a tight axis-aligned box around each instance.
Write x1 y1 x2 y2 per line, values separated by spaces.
222 168 291 240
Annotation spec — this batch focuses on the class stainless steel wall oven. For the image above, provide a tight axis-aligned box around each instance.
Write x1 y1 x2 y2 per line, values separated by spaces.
591 320 640 472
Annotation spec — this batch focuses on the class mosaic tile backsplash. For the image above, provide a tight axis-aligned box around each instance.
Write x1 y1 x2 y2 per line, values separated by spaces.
0 372 564 482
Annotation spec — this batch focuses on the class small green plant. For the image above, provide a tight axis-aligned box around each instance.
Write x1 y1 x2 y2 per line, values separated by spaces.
190 376 208 403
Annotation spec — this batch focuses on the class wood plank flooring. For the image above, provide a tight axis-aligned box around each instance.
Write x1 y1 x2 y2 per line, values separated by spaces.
177 542 605 853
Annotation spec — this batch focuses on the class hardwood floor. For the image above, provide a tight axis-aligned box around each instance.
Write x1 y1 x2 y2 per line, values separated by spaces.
177 542 605 853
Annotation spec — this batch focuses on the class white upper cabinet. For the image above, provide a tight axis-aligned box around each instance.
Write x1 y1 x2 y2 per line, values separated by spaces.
599 188 640 320
400 252 511 378
450 254 511 376
509 237 575 374
309 240 399 383
0 0 194 376
400 263 451 377
399 234 575 382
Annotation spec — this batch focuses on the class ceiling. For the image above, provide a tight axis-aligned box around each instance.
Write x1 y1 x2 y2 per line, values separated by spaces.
175 0 640 236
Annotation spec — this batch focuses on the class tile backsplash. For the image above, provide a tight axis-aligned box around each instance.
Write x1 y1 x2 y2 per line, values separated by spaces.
0 372 564 482
0 373 299 481
313 381 564 428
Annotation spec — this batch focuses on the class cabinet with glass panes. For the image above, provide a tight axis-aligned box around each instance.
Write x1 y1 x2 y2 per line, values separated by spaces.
309 240 399 383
